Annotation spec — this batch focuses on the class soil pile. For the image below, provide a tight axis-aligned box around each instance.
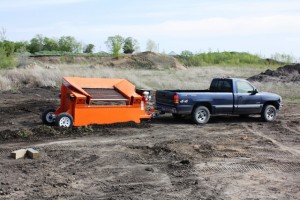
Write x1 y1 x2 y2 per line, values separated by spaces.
248 63 300 82
30 52 186 70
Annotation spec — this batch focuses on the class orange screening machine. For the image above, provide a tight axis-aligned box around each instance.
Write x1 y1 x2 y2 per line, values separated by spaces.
42 77 152 127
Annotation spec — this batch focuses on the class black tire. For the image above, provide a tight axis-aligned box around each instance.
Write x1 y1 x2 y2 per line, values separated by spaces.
192 106 210 124
172 113 184 119
55 113 74 128
41 108 56 126
261 105 277 122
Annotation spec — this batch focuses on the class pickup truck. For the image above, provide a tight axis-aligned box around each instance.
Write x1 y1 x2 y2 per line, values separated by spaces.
155 78 282 124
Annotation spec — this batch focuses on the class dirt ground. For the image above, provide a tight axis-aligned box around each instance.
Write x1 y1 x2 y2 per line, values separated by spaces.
0 87 300 199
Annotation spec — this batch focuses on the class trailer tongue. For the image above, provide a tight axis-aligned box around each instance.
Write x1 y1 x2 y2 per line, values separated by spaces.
42 77 152 127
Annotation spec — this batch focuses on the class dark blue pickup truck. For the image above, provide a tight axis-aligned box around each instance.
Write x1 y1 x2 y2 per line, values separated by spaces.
155 78 282 124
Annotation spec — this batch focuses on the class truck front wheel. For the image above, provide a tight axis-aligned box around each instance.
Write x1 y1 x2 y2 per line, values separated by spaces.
192 106 210 124
261 105 277 122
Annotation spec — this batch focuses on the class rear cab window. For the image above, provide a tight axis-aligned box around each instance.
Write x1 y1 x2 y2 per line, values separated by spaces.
210 79 232 92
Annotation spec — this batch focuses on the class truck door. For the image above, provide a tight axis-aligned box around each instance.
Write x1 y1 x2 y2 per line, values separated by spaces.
235 80 262 114
211 79 234 114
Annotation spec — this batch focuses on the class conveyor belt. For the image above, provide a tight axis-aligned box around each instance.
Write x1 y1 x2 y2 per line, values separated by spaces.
83 88 127 101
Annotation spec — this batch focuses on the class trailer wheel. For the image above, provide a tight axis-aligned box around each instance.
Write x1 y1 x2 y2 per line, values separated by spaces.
42 108 56 125
192 106 210 124
261 105 277 122
55 113 73 128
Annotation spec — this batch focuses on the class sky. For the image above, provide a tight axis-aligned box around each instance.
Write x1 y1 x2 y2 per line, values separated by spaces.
1 0 300 58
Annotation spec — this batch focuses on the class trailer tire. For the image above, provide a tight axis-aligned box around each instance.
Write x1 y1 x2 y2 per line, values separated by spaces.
42 108 56 126
56 113 73 128
261 105 277 122
192 106 210 124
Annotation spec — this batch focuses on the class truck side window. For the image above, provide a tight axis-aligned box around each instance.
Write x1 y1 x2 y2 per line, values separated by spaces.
237 81 254 93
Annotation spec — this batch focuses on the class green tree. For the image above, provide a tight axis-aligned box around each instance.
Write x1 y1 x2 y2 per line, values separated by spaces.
14 41 29 53
58 36 82 53
0 40 15 68
105 35 124 58
1 40 15 57
83 43 95 53
43 37 59 51
28 34 44 53
123 37 138 54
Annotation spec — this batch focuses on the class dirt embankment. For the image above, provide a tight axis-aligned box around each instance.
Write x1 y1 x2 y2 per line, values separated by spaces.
30 52 186 70
248 63 300 82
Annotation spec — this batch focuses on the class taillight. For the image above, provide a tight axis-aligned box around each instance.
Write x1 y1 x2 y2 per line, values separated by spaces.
174 94 179 104
142 96 146 102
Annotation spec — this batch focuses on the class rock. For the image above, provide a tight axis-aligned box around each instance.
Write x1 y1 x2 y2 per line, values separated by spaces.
11 149 27 159
26 148 40 159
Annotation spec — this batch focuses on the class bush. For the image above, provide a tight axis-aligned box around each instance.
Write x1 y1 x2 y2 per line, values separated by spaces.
123 37 138 54
177 51 276 67
0 46 15 69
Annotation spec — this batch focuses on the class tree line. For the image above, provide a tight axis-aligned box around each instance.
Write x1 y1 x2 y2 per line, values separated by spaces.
1 33 159 55
0 31 161 68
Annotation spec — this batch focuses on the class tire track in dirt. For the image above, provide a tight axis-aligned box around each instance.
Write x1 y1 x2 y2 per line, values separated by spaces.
243 123 300 157
194 161 300 174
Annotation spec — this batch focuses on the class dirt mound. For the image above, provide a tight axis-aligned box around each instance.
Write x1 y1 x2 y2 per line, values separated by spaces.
248 63 300 82
30 52 186 70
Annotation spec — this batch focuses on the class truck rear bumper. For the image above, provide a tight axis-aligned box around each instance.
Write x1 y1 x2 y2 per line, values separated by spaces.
155 104 192 114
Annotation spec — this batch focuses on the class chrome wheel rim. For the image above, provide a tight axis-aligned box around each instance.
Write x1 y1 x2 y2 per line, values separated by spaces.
196 110 207 122
266 108 275 120
59 116 71 127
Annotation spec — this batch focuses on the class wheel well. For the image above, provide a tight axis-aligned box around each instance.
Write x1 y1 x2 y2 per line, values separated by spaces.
263 101 280 110
192 102 212 114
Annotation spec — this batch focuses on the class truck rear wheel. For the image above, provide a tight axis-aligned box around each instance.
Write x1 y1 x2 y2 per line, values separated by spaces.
261 105 277 122
192 106 210 124
55 113 74 128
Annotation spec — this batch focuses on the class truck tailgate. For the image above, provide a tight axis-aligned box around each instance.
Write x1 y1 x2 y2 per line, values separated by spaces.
156 90 176 106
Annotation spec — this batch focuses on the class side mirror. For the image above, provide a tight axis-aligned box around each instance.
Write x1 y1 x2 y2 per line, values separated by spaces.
248 89 258 95
252 89 258 95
